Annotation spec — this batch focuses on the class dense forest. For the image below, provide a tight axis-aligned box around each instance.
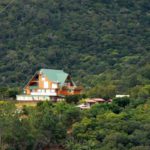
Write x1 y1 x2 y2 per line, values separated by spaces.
0 0 150 98
0 98 150 150
0 1 150 150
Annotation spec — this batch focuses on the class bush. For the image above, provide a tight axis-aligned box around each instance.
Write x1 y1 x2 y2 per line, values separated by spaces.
65 94 86 104
113 97 131 108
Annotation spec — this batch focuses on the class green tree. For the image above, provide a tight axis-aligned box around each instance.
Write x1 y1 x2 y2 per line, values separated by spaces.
113 97 131 108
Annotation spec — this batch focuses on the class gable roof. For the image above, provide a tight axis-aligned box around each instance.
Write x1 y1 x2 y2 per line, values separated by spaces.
40 69 69 85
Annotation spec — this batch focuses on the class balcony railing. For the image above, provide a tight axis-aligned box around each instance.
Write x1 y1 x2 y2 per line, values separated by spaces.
31 89 57 96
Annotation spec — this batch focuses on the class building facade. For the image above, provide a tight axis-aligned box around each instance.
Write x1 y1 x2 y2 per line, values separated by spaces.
16 69 82 101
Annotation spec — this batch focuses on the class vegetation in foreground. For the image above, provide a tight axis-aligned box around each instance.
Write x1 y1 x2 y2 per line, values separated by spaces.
0 97 150 150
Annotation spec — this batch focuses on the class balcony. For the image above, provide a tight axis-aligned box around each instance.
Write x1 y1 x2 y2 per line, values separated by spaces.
31 89 57 96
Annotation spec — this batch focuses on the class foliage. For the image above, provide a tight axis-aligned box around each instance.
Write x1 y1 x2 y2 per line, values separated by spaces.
113 97 131 108
87 84 117 98
0 0 149 98
0 102 34 150
69 98 150 150
0 98 150 149
0 0 150 149
0 87 21 100
65 94 86 104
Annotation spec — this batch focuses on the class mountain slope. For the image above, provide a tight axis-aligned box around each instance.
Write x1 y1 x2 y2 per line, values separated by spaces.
0 0 150 95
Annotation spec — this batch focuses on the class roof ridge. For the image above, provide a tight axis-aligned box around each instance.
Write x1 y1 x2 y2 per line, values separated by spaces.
42 69 62 70
40 68 64 71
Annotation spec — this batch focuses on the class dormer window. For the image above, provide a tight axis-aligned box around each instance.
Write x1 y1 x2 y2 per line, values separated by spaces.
42 77 45 81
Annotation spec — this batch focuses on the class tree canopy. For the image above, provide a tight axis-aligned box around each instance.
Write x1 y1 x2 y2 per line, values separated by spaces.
0 0 149 97
0 98 150 150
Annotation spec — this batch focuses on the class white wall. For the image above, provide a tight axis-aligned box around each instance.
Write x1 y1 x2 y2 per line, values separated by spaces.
115 95 130 98
16 95 51 101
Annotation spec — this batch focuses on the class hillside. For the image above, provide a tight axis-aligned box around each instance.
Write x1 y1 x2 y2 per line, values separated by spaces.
0 0 150 97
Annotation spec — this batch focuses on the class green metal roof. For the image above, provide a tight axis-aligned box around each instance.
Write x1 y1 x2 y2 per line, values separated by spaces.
29 86 38 89
40 69 69 85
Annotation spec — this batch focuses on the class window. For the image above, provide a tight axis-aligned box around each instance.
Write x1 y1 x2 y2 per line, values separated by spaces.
42 77 45 81
38 89 41 92
44 81 48 88
52 83 58 89
50 89 55 93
